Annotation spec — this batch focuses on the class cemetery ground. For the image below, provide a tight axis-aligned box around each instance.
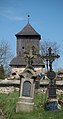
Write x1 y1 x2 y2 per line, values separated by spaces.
0 91 63 119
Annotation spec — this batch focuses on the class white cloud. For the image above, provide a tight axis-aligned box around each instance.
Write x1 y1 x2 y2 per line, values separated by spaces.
0 7 26 21
3 14 26 21
0 7 13 14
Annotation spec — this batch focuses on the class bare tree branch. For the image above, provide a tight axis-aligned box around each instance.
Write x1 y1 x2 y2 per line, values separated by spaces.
40 39 60 70
0 40 13 74
40 40 60 56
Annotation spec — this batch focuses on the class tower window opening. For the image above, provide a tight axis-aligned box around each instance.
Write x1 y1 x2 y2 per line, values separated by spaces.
22 47 24 49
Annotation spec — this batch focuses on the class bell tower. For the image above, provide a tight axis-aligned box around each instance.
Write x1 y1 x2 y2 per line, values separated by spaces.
15 22 41 57
10 19 44 74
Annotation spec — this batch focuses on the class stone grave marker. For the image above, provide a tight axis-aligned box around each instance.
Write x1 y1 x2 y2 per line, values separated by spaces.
16 49 36 112
16 68 36 112
47 71 56 99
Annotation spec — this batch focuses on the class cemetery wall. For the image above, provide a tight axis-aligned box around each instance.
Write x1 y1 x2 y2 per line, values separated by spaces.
11 67 43 76
0 86 63 96
0 87 19 94
12 67 25 75
0 80 63 94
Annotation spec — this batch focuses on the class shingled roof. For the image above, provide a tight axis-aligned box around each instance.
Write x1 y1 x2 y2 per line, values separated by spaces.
15 22 41 40
10 56 45 68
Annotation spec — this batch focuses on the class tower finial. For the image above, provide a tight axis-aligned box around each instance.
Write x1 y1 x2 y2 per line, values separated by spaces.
28 15 30 23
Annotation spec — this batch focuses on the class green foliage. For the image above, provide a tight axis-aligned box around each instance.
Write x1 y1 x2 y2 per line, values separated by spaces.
0 92 63 119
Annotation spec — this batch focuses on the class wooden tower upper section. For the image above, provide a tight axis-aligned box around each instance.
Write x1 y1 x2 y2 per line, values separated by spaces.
10 21 44 68
15 22 41 56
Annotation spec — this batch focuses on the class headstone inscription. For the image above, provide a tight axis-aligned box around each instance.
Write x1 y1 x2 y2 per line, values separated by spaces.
22 81 31 97
47 71 56 80
47 71 56 98
47 84 56 98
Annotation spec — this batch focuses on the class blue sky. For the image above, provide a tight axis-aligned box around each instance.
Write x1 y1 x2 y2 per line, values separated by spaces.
0 0 63 70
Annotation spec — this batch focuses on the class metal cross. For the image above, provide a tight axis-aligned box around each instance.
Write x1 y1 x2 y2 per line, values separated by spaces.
28 15 30 23
42 47 60 71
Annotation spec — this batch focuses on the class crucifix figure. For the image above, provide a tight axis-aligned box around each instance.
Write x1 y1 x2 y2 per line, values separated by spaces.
24 49 34 67
42 47 60 71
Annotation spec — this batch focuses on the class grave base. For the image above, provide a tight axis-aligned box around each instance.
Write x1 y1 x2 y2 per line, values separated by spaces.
45 98 61 111
16 97 34 112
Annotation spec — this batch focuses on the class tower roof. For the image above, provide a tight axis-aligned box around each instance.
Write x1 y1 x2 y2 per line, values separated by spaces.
15 22 41 40
10 56 45 68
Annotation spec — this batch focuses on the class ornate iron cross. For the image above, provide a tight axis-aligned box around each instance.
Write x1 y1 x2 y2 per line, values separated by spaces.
42 47 60 71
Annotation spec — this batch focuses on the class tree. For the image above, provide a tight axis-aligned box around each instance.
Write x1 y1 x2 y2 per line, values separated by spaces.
0 64 5 79
40 40 59 55
40 40 60 70
0 40 13 75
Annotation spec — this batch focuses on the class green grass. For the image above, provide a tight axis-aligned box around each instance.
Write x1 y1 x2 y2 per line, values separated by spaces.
0 91 63 119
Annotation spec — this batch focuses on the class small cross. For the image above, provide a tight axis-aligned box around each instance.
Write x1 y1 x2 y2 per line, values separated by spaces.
28 15 30 23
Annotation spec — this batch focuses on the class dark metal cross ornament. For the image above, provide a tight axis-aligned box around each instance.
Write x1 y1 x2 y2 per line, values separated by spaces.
42 47 60 71
28 15 30 23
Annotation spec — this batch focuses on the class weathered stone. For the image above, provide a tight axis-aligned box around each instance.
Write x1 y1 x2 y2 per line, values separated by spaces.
0 108 5 119
16 67 35 112
16 97 34 112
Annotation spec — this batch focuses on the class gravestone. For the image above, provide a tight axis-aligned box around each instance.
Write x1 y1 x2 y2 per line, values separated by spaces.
47 71 56 99
16 48 37 112
45 71 60 111
16 67 36 112
48 85 56 98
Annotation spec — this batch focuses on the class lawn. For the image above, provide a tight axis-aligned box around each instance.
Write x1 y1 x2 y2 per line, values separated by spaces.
0 91 63 119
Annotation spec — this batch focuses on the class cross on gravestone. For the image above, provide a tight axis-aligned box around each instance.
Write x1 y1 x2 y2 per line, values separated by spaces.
24 49 34 67
42 47 60 71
